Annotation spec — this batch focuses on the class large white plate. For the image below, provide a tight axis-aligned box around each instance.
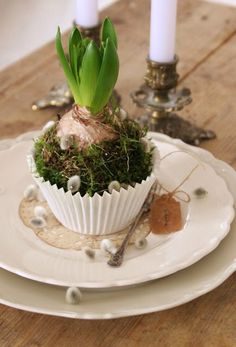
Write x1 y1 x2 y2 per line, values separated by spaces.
0 132 234 288
0 132 235 319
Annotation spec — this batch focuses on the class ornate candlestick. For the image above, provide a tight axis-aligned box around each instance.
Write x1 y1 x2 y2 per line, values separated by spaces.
131 56 216 145
32 23 101 111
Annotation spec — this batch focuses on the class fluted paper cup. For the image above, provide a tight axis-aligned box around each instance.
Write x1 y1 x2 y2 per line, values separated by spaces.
27 143 160 235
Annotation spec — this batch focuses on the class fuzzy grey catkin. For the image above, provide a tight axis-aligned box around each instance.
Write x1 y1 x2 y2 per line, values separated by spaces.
100 239 117 254
65 287 82 305
60 135 73 150
108 181 121 193
42 120 55 133
135 238 147 249
84 247 95 259
30 217 47 229
67 175 81 194
23 184 38 201
34 205 47 219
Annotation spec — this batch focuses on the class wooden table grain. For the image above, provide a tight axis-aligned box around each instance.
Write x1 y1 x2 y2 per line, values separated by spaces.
0 1 236 346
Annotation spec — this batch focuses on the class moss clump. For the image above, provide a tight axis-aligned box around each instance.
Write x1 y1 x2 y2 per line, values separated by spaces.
34 119 153 197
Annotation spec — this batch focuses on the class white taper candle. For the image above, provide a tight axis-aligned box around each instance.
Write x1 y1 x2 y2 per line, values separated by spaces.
75 0 99 28
149 0 178 62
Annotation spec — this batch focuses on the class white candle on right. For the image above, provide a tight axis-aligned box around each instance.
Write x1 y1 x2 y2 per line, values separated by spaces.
149 0 178 63
75 0 99 28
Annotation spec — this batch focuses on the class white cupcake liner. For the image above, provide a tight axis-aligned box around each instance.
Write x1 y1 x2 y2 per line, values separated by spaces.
27 142 160 235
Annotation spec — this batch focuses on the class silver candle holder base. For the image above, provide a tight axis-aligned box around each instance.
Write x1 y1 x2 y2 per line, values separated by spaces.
131 56 216 146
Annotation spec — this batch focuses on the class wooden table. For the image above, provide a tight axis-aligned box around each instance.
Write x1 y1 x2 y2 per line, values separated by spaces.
0 0 236 346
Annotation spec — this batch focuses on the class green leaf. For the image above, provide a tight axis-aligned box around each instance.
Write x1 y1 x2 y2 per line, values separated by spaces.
68 26 82 61
74 45 84 84
99 41 105 57
82 38 91 48
101 17 118 48
68 27 82 81
91 38 119 114
79 41 101 106
77 38 92 81
70 44 79 81
55 27 81 104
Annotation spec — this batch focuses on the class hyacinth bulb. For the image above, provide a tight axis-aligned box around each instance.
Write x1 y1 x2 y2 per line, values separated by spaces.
57 105 117 149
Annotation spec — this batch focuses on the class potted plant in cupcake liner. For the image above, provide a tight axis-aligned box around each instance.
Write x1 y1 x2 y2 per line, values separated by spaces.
27 18 160 235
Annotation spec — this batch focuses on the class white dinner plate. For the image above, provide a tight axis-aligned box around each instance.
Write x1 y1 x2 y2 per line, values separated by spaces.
0 132 235 319
0 132 234 288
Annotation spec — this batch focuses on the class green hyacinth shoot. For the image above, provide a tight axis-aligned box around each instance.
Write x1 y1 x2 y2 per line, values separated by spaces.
56 18 119 115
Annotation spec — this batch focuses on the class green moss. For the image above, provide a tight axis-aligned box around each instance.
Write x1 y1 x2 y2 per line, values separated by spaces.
34 119 153 196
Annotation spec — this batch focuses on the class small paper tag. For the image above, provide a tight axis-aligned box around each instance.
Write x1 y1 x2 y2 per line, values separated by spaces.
149 194 182 234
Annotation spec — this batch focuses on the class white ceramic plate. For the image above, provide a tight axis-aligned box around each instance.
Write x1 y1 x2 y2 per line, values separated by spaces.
0 132 235 319
0 132 234 288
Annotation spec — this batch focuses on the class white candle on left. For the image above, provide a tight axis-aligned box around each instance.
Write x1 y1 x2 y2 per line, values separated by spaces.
75 0 99 28
149 0 177 62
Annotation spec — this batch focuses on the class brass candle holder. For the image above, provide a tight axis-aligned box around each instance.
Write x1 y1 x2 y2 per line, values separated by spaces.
32 23 101 111
131 56 216 145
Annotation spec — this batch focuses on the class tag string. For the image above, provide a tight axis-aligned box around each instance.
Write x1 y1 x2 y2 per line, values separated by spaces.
172 165 199 194
161 150 203 168
158 185 191 203
158 150 201 203
157 164 199 203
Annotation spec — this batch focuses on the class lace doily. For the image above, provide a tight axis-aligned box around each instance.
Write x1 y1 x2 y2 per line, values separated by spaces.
19 198 150 250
